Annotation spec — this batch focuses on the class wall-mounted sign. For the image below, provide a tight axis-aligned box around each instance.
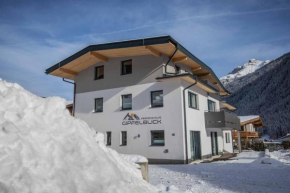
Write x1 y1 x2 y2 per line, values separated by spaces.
122 113 161 125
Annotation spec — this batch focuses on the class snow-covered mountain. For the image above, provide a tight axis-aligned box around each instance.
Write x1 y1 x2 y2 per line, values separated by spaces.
220 59 271 85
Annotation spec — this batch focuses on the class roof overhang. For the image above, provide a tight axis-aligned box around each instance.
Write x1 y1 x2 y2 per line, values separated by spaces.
45 35 229 95
220 101 237 111
240 116 264 128
156 73 219 94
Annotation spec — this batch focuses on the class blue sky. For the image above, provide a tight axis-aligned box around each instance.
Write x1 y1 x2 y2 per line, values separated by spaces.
0 0 290 101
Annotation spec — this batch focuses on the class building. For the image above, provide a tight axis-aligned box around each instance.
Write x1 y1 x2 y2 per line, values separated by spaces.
45 36 240 164
66 101 73 115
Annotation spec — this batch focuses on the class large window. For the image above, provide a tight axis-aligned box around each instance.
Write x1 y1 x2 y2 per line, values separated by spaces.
94 98 103 112
95 66 104 80
122 94 132 110
225 133 230 143
208 100 216 111
121 60 132 75
151 131 165 146
106 132 111 146
188 92 198 109
151 90 163 108
121 131 127 146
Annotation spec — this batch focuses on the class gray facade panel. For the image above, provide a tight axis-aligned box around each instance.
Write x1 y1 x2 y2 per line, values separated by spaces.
75 55 165 93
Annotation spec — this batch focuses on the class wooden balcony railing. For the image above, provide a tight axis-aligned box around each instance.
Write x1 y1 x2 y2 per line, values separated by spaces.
232 131 262 139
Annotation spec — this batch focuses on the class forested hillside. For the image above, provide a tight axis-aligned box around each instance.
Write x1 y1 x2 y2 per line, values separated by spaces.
223 52 290 139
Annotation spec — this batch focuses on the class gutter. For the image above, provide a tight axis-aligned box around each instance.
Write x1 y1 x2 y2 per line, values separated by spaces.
62 78 76 117
182 75 197 164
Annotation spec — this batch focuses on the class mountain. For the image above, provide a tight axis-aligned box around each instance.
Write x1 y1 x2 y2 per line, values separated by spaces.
221 52 290 139
220 59 271 86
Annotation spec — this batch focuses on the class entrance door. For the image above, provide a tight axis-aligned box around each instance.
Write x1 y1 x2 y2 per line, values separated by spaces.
211 132 218 156
190 131 201 160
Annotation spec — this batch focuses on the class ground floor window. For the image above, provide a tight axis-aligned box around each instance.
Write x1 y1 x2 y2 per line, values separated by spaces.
95 98 103 112
225 133 231 143
121 131 127 146
106 132 111 146
151 130 165 146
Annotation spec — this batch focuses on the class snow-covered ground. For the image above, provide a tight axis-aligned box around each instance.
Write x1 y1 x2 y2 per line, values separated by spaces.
0 79 183 193
149 151 290 193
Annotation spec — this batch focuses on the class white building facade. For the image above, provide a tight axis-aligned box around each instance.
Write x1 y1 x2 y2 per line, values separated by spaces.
46 36 240 164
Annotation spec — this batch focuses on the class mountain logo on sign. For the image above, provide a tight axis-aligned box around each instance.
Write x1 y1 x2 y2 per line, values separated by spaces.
123 113 140 120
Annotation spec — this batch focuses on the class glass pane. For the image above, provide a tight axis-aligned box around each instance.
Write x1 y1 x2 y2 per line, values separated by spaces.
208 100 215 111
152 91 163 107
97 66 104 79
95 98 103 112
122 60 132 74
122 95 132 109
122 132 127 145
152 131 164 145
189 93 197 108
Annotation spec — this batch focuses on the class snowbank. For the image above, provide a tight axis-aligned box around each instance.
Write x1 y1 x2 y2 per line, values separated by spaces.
0 79 162 193
266 149 290 164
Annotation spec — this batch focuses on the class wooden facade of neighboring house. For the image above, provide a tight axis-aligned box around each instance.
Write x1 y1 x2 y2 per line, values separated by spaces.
232 116 264 140
66 102 73 115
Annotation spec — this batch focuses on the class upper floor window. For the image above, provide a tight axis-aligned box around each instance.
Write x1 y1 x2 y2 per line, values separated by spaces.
94 98 103 112
95 66 104 80
208 99 216 112
175 65 181 74
121 60 132 75
122 94 132 110
188 92 198 109
151 90 163 108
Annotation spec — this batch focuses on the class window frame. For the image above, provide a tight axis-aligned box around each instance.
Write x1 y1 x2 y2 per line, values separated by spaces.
121 131 127 146
121 59 132 75
151 130 165 146
94 98 103 113
188 92 198 109
151 90 163 108
94 66 104 80
121 94 132 110
106 132 112 146
208 99 216 112
225 133 231 143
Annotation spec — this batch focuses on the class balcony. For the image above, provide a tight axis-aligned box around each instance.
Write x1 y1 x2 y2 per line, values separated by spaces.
204 109 240 130
232 131 262 139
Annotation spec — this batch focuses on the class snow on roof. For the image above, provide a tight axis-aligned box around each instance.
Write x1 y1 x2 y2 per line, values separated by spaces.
238 115 260 123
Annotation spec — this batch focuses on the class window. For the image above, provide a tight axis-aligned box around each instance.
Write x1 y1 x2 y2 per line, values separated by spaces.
208 100 216 111
188 92 198 109
225 133 231 143
151 131 165 146
122 94 132 110
106 132 111 146
94 98 103 112
175 65 181 74
121 60 132 75
121 131 127 146
95 66 104 80
151 90 163 107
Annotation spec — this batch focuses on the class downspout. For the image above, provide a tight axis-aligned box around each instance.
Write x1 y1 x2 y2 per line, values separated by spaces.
62 78 76 117
182 75 197 164
164 45 178 75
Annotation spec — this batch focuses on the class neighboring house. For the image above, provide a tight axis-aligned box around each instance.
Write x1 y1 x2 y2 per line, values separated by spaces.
45 36 240 164
66 101 73 115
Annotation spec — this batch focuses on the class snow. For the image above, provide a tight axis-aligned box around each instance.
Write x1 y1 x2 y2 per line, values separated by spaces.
121 154 148 163
220 59 271 85
238 115 259 123
149 151 290 193
266 149 290 164
0 79 181 193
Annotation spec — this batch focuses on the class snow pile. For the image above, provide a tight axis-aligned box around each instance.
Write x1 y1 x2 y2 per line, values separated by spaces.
121 154 148 163
220 59 271 85
266 149 290 164
0 79 161 193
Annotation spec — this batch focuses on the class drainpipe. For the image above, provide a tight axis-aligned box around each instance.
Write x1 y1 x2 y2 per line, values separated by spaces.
62 78 76 116
182 75 197 164
164 45 178 75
